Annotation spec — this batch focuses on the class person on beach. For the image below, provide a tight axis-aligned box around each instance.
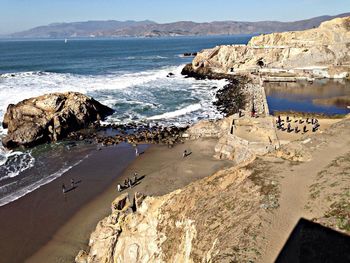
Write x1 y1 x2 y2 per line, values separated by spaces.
287 123 291 132
303 125 307 133
71 179 74 188
183 150 187 158
135 146 139 156
124 179 128 188
62 184 66 194
128 178 132 188
117 184 121 192
134 172 138 183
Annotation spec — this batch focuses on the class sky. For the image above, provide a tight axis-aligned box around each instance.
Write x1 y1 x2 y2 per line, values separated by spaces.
0 0 350 34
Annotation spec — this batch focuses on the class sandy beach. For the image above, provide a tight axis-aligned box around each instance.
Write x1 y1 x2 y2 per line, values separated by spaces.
0 143 140 263
11 138 231 263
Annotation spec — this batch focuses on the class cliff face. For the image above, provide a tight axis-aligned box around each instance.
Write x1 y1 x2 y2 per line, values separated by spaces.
76 163 278 263
191 17 350 79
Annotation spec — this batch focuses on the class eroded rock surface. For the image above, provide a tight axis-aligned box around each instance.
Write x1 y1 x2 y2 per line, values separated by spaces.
76 164 278 263
189 16 350 79
2 92 113 148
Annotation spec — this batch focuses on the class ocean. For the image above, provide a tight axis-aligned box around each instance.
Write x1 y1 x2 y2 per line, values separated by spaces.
0 35 251 206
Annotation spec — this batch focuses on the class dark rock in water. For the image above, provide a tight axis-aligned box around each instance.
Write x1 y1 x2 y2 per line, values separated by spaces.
181 63 236 81
181 64 248 117
2 92 114 149
183 52 197 57
214 81 246 116
166 72 175 78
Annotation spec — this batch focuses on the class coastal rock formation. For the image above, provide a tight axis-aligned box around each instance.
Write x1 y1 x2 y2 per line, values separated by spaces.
76 163 278 263
2 92 114 148
188 16 350 79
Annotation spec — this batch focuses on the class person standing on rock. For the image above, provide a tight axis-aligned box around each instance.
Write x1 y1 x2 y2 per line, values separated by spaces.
117 184 121 192
62 184 66 194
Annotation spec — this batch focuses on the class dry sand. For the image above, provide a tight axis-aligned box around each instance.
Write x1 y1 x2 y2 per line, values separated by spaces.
258 117 350 262
26 138 232 263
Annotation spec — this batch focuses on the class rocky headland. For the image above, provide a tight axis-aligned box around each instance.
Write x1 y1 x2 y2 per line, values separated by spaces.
75 16 350 263
185 16 350 81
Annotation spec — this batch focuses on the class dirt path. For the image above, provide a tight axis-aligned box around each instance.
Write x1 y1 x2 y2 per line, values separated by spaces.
259 118 350 262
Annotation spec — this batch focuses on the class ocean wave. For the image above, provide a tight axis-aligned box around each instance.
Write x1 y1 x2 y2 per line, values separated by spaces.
147 103 202 120
0 157 86 207
0 64 227 131
0 148 35 181
125 55 168 60
0 71 48 78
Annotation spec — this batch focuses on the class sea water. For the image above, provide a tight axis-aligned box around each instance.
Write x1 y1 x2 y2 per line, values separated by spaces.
0 35 251 205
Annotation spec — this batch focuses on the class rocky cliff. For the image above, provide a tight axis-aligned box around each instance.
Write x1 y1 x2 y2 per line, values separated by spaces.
76 162 277 263
190 17 350 79
2 92 114 148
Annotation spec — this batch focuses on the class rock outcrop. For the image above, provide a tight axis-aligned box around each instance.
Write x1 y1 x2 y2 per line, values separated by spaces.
189 16 350 79
76 163 278 263
2 92 114 148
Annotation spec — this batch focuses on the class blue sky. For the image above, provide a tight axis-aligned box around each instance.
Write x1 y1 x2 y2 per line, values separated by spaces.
1 0 349 34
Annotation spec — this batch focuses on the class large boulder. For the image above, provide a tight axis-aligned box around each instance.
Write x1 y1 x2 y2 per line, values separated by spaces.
2 92 114 148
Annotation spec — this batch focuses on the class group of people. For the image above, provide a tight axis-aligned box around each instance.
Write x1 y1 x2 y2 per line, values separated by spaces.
276 116 320 134
62 179 75 194
117 173 138 192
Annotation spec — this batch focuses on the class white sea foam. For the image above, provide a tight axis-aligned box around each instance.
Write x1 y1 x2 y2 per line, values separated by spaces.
125 55 167 60
0 64 226 127
0 157 86 207
148 103 202 120
0 65 182 120
0 149 35 181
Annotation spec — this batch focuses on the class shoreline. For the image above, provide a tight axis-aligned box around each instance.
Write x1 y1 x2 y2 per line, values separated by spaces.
24 138 231 262
0 143 141 263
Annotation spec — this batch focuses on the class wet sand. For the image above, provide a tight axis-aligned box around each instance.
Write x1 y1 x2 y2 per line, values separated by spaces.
26 138 232 262
0 143 141 263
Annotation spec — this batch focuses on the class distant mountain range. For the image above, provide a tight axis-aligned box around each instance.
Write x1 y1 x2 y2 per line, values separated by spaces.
8 13 350 38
